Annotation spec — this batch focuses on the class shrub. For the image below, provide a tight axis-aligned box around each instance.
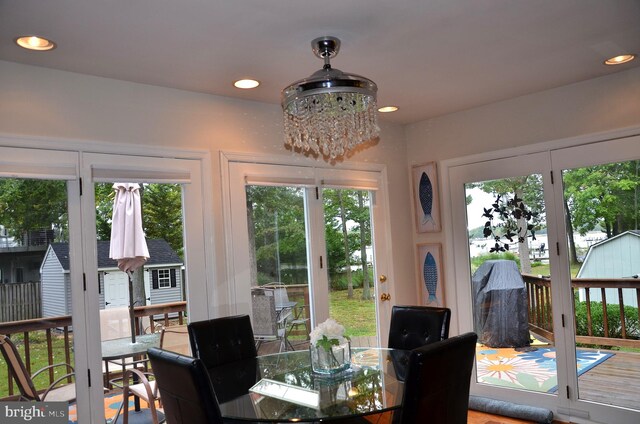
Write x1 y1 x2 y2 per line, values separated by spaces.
470 251 519 274
574 301 640 340
330 268 374 291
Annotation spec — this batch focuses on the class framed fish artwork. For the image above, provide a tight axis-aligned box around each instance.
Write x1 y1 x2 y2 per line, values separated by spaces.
411 162 441 233
416 243 445 307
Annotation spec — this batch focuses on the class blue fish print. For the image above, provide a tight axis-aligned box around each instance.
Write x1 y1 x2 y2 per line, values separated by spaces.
423 252 438 303
419 172 434 226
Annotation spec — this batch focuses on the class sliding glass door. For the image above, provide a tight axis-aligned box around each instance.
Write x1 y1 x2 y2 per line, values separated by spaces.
448 135 640 423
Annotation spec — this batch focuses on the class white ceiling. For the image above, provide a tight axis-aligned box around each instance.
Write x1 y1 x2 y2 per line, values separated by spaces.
1 0 638 125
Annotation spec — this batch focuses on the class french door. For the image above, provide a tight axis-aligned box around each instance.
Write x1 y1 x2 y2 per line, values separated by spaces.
226 161 393 346
448 135 640 423
0 144 210 423
80 152 210 423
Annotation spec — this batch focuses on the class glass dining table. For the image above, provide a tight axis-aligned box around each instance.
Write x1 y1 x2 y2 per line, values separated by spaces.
211 347 409 423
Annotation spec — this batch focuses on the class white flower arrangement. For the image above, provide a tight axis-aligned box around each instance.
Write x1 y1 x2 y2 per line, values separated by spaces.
309 318 349 350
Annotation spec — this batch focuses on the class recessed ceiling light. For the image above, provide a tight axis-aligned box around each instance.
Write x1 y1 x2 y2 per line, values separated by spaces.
15 35 56 51
234 79 260 89
378 106 399 113
604 54 635 66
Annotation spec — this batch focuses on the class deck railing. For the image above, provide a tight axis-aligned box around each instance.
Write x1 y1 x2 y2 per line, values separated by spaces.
522 274 640 348
0 301 186 399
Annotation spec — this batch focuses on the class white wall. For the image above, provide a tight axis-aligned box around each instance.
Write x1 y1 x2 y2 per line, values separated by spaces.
0 60 415 313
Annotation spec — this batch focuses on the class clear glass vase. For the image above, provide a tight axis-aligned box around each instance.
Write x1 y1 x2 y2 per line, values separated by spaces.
310 341 351 375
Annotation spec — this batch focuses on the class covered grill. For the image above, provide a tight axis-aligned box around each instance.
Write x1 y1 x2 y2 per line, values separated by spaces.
472 260 530 348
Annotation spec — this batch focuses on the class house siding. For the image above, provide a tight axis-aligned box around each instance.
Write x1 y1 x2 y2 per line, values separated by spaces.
149 267 183 305
577 233 640 307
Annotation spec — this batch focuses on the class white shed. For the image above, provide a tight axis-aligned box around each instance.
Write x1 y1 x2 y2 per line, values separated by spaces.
576 230 640 307
40 239 184 317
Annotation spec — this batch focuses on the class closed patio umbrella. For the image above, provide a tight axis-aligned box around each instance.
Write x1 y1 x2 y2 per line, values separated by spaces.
109 182 149 343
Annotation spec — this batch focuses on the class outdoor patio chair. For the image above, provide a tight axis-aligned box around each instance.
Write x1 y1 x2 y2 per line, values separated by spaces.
111 325 190 424
397 332 477 424
251 288 290 352
0 334 76 402
147 347 224 424
100 307 149 388
388 305 451 350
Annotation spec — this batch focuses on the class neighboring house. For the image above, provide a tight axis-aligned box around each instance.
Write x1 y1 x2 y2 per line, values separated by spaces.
0 228 55 284
40 239 184 317
576 230 640 308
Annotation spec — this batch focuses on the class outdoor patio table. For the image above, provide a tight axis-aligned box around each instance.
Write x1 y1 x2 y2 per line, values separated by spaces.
212 347 408 423
101 333 161 415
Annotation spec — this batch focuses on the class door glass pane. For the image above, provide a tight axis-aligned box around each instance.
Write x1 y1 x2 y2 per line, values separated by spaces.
562 159 640 410
0 178 78 416
322 188 378 347
465 175 558 394
245 185 311 354
95 182 188 423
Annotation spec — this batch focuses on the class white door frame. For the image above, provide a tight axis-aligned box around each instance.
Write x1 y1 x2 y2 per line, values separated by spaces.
80 151 212 423
442 133 640 424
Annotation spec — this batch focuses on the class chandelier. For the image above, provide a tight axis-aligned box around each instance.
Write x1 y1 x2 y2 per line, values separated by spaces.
282 36 379 160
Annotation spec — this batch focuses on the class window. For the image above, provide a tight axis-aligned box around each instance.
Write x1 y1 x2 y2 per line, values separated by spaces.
16 268 23 283
151 268 177 289
158 269 171 288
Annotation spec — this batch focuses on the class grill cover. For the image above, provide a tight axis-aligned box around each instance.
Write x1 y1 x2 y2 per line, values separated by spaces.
472 260 530 348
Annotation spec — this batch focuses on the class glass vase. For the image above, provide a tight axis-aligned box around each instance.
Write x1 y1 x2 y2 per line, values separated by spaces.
310 341 351 375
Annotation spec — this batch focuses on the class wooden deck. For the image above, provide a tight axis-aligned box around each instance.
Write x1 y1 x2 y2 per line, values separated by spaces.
577 349 640 410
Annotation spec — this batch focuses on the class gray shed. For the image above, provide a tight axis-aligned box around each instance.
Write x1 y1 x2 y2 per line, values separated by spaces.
40 239 184 317
576 230 640 307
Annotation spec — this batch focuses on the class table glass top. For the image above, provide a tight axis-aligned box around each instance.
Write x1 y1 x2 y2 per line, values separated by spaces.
214 347 408 422
101 333 160 360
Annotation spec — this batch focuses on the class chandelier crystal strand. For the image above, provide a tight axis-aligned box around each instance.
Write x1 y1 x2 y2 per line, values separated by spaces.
282 36 379 160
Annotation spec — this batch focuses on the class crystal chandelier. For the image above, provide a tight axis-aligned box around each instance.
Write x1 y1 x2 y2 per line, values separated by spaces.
282 36 379 160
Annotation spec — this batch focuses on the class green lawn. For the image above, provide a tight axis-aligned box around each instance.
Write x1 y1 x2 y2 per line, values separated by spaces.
329 288 377 338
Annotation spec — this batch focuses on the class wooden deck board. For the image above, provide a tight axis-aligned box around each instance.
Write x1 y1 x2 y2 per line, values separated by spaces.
577 349 640 409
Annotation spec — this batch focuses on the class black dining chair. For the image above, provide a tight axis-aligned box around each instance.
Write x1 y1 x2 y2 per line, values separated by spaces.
187 314 257 369
387 305 451 350
147 347 223 424
397 332 478 424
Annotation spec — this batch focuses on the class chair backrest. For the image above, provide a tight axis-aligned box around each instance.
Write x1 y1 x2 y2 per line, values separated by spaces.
147 348 223 424
99 307 132 341
251 290 278 338
160 325 191 356
0 334 40 401
263 282 290 306
188 315 257 369
399 332 478 424
388 305 451 350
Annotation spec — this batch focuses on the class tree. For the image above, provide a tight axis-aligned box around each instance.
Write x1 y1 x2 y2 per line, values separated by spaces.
473 175 544 273
563 161 639 238
0 179 68 242
356 192 372 300
142 183 184 257
245 186 307 285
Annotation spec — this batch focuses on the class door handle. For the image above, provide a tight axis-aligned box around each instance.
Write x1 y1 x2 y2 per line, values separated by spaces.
380 293 391 301
379 274 387 283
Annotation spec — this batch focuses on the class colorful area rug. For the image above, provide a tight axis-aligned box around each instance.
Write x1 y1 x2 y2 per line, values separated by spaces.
68 393 156 423
476 346 613 393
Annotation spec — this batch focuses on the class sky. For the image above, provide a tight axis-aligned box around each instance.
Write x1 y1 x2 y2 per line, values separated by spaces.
465 187 497 229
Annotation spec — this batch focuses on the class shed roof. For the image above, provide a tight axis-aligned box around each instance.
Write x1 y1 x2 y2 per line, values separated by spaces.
49 239 182 271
